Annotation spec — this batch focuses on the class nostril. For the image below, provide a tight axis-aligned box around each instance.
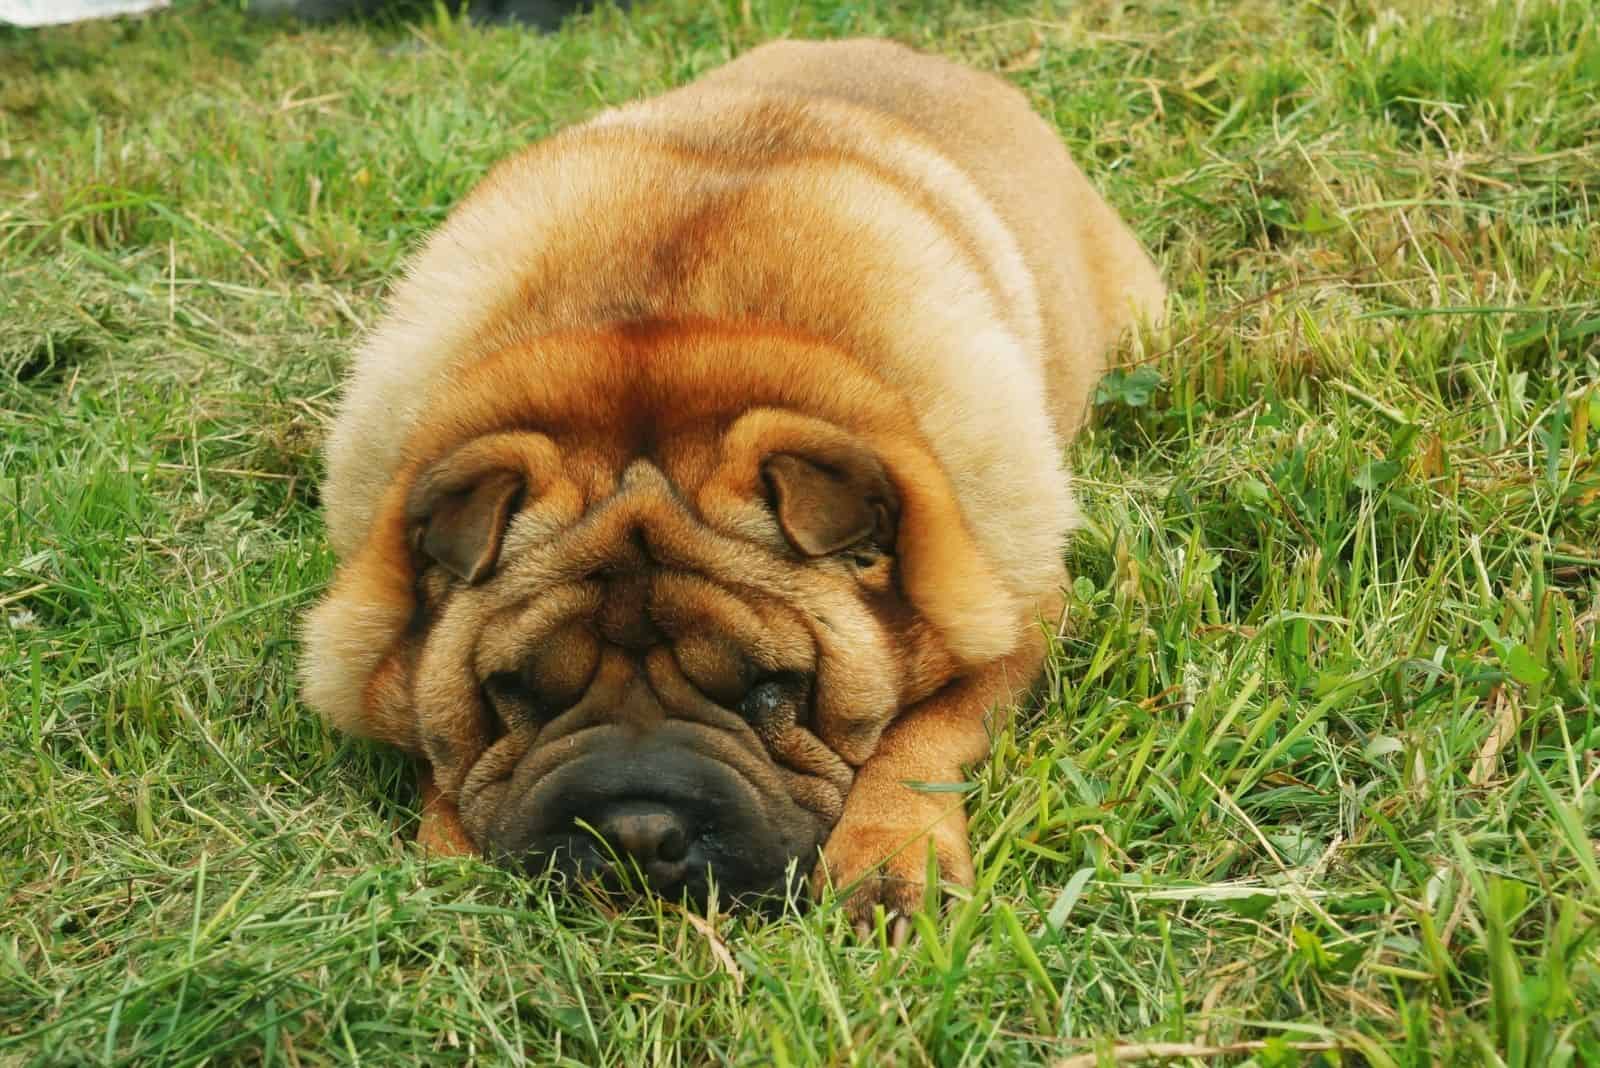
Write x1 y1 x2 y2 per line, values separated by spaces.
656 824 688 864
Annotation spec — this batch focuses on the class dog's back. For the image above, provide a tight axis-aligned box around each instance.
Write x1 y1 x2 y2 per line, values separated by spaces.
695 39 1166 435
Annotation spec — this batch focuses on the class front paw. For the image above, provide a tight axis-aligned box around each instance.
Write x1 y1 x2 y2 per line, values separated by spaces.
415 763 477 858
812 816 974 943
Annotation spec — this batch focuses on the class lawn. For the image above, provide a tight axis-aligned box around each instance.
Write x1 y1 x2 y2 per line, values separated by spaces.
2 0 1597 1064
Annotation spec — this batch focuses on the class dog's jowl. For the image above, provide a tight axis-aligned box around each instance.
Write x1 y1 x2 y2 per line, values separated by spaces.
300 39 1164 922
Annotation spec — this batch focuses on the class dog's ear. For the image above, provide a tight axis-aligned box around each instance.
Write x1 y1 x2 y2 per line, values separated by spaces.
761 445 898 558
406 460 524 585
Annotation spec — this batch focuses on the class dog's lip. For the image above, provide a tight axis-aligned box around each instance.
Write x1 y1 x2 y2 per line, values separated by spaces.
540 743 765 828
457 716 778 828
524 716 789 804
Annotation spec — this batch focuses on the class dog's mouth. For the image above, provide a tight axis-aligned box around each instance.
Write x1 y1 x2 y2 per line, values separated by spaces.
476 726 835 906
502 815 810 912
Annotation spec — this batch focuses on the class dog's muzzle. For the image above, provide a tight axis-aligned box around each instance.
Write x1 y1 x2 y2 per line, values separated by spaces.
483 729 822 906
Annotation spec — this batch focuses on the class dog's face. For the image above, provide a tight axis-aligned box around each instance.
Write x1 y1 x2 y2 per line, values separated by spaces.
408 437 896 903
316 324 1017 903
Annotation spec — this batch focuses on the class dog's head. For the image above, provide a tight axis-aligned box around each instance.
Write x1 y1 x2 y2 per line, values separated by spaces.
302 322 1023 903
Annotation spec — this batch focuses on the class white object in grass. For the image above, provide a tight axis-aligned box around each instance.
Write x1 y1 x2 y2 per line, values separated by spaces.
0 0 168 26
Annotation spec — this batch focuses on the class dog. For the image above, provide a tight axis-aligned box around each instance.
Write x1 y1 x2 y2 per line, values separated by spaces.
300 38 1164 932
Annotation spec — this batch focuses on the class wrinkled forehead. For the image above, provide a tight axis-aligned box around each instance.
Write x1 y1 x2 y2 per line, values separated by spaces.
448 454 844 672
490 456 796 596
419 452 897 755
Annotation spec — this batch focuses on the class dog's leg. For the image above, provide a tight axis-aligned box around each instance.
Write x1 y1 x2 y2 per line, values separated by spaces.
814 599 1057 941
416 762 478 857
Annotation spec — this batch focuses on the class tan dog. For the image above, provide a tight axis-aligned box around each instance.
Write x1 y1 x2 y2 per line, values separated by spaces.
300 38 1163 930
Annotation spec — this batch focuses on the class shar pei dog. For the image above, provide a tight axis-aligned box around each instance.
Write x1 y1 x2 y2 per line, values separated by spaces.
300 38 1164 933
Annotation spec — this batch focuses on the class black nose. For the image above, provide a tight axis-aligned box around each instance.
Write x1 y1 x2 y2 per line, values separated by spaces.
595 800 693 887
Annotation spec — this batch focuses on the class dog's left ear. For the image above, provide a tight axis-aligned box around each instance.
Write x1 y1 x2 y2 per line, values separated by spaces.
762 444 898 558
406 460 524 585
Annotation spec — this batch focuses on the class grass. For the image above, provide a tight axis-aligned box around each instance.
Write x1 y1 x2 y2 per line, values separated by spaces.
1 0 1597 1063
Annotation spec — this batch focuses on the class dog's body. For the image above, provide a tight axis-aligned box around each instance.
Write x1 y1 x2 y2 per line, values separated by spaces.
302 39 1162 921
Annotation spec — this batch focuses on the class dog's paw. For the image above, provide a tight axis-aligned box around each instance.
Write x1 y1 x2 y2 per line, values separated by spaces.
415 765 478 858
813 818 974 946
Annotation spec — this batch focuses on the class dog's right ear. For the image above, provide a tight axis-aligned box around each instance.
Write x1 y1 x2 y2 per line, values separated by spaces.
406 455 525 585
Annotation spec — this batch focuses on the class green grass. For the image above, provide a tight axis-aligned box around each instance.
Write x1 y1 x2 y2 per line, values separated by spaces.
2 0 1598 1063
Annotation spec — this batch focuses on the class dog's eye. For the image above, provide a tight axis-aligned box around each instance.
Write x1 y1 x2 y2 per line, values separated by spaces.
738 673 807 723
740 681 785 722
485 671 532 701
483 671 544 728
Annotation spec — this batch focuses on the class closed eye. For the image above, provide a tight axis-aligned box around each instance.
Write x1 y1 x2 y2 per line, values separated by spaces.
482 671 557 731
